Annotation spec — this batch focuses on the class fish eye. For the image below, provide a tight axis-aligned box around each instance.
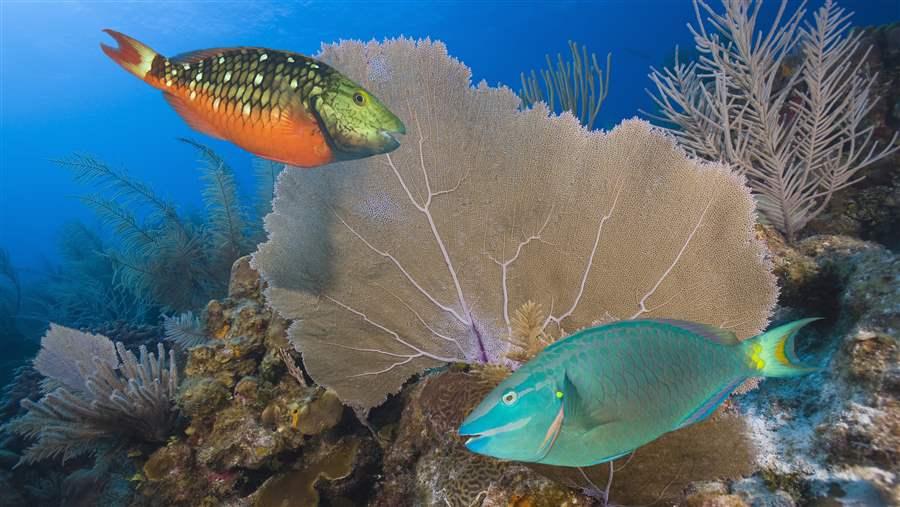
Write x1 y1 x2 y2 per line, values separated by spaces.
501 391 518 406
353 91 367 106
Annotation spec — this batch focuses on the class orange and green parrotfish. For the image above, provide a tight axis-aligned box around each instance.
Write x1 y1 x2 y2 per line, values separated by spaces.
101 30 405 168
459 318 821 467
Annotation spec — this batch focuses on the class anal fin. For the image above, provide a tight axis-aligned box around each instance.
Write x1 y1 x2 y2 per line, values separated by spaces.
163 92 225 140
676 377 745 430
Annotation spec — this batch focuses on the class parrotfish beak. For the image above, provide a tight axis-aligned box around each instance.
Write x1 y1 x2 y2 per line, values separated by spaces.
459 416 529 455
377 123 405 153
458 401 535 458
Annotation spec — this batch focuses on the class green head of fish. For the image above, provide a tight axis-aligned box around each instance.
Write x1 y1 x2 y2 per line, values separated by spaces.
459 365 566 463
311 74 405 160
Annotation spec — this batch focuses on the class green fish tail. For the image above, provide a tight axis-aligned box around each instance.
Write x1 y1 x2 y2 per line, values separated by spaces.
742 318 822 377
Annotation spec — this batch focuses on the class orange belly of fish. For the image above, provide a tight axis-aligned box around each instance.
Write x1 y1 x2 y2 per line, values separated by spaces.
165 85 335 168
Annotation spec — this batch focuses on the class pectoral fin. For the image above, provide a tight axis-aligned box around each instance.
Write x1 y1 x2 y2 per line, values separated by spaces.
563 371 618 430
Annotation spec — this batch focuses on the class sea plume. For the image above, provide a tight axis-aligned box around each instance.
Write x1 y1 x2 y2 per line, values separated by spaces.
163 311 209 348
5 325 179 465
253 38 777 410
645 0 899 242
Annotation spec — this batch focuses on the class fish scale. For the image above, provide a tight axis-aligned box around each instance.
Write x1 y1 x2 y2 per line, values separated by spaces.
553 324 744 462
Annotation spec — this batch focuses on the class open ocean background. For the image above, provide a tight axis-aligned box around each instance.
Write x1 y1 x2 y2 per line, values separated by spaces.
2 0 896 279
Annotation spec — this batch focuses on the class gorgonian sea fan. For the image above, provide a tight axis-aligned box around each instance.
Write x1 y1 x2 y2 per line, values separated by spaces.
252 38 777 410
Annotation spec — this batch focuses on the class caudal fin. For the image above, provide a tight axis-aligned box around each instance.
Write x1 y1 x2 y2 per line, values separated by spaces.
744 318 822 377
101 29 160 81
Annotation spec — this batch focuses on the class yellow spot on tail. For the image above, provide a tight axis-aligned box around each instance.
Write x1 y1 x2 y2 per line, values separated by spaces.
254 73 263 85
189 90 197 100
165 79 172 87
750 343 766 370
242 103 251 116
182 63 190 70
224 71 232 82
218 56 225 64
290 79 298 89
310 63 319 69
213 97 221 111
260 53 268 61
287 56 295 63
196 72 203 81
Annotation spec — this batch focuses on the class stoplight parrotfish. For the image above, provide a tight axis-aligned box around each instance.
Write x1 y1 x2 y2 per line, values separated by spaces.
100 30 405 168
459 318 820 467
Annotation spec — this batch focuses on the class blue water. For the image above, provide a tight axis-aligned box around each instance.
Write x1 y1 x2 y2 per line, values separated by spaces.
2 0 894 278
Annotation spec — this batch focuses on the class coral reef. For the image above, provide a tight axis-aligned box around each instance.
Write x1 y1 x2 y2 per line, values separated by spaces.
647 0 899 242
133 256 377 506
687 231 900 506
254 37 777 411
2 237 872 506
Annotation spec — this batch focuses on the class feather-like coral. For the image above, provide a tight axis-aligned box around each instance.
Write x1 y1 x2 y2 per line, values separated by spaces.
253 37 777 410
503 301 553 363
28 221 154 328
646 0 899 242
56 144 267 314
181 138 252 281
5 324 179 465
253 158 285 241
163 311 209 348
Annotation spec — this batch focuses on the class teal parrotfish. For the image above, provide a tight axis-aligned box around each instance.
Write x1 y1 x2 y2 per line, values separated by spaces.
458 318 820 467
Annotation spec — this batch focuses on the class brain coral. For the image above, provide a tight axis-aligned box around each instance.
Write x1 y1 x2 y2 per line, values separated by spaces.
252 38 777 410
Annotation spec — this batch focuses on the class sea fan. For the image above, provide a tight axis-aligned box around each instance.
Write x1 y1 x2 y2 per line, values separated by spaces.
163 311 209 348
253 38 777 410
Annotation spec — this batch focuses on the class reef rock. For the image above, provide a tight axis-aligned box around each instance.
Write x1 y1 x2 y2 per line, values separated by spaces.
736 232 899 506
137 257 374 506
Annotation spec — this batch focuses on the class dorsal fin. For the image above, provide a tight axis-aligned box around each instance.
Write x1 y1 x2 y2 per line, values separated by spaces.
170 47 250 64
653 319 740 345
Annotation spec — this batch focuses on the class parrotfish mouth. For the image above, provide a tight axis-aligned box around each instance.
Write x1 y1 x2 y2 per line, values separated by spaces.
459 416 532 448
378 128 402 152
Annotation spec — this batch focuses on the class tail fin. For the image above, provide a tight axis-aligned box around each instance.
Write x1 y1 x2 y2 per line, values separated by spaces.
744 318 822 377
101 29 160 81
